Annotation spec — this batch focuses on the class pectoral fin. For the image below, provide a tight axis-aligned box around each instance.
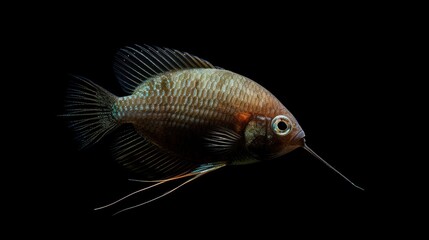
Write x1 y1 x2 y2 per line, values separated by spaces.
204 127 242 154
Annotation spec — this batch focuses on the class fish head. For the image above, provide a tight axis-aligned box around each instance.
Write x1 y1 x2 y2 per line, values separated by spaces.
243 111 364 190
244 112 305 161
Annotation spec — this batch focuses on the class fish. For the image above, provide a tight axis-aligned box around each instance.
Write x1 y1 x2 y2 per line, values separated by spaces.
63 44 363 215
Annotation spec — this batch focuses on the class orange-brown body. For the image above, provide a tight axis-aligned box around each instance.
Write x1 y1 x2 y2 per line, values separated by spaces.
113 68 304 165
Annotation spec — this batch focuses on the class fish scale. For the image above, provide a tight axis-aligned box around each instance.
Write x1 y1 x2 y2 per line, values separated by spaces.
111 68 281 162
118 70 275 123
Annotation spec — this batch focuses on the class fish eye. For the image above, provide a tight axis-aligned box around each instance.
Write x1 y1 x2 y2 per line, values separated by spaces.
271 115 292 136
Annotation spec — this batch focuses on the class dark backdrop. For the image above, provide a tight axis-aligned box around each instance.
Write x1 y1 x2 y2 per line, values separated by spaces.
9 5 411 237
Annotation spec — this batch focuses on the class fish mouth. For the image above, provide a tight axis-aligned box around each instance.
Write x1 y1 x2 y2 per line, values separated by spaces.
291 130 305 145
270 130 305 159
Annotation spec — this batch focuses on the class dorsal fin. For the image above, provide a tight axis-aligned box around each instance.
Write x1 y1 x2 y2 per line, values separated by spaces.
113 44 215 94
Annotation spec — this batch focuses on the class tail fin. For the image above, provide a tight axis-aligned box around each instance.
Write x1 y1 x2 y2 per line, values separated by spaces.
62 76 119 149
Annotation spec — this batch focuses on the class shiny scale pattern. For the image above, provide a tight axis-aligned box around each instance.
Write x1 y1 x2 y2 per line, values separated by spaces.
115 68 281 131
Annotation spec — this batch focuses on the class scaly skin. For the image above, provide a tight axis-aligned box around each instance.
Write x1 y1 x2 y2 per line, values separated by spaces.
113 68 303 164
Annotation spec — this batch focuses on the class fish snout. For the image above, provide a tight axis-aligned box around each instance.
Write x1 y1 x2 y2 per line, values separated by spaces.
290 129 305 147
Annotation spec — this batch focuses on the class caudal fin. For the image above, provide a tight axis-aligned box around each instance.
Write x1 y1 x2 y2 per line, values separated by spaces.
62 76 119 149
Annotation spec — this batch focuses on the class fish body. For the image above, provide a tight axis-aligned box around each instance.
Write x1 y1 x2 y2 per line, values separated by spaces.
67 45 304 179
114 68 303 166
64 45 361 214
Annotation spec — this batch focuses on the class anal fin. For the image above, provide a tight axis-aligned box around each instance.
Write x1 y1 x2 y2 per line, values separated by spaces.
112 125 198 180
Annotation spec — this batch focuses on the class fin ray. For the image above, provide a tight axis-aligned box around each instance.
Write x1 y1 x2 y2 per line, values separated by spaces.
112 126 200 180
205 127 242 154
114 45 215 94
95 162 226 214
116 49 154 77
62 76 118 149
112 174 203 215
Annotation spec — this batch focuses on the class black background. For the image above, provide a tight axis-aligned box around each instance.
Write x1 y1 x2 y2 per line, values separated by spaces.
8 4 419 237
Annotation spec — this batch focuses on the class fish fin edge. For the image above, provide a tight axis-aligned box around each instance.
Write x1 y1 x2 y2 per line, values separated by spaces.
62 75 118 149
112 125 206 180
204 127 242 154
114 44 215 94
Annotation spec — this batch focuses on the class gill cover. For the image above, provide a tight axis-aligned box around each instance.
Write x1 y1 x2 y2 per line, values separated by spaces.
244 115 296 159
